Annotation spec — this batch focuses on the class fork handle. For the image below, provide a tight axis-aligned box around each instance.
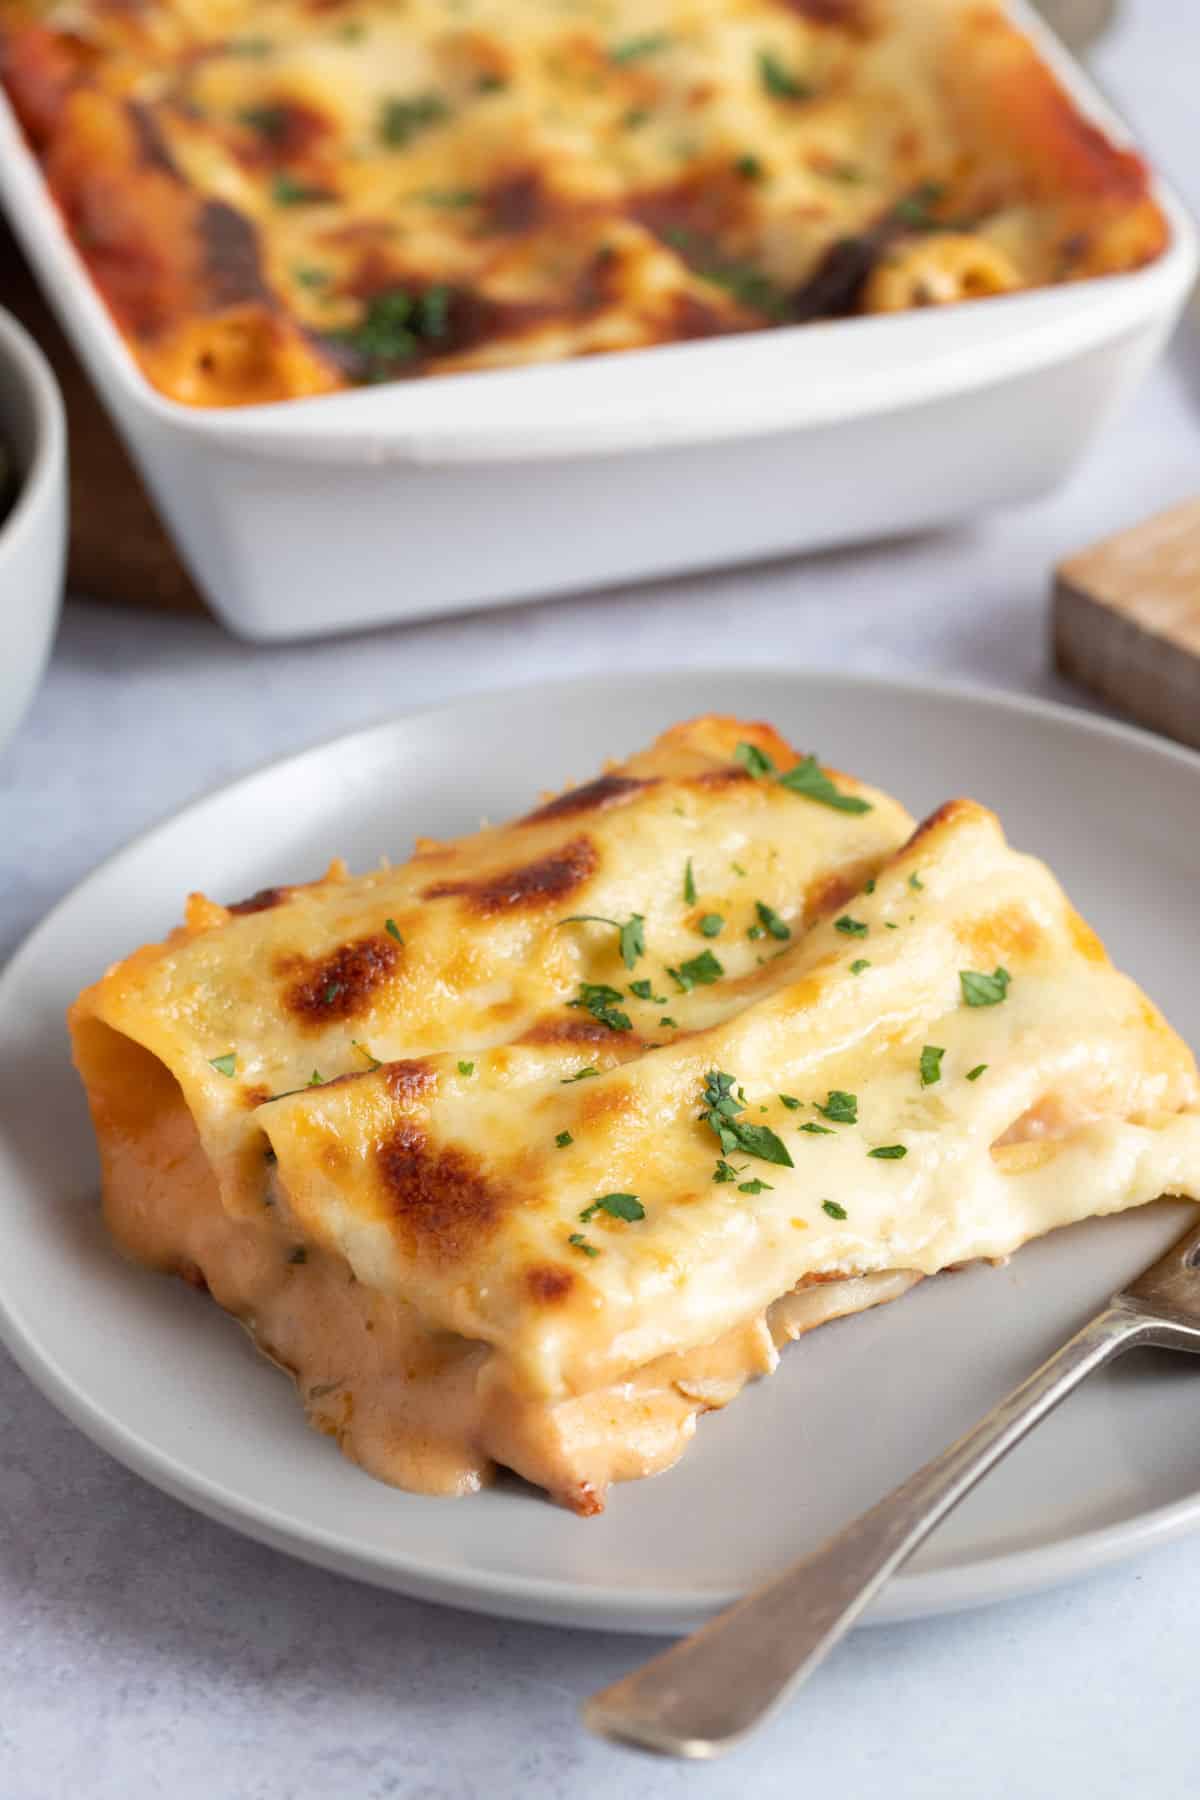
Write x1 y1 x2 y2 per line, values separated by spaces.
585 1300 1181 1759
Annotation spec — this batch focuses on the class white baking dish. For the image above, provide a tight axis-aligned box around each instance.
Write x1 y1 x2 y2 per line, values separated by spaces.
0 1 1194 642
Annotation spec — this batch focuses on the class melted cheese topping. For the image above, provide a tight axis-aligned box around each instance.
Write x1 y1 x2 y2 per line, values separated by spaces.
3 0 1168 404
70 716 1200 1510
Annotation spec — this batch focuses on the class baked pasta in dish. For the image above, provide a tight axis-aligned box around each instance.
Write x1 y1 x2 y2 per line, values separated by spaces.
70 716 1200 1513
2 0 1169 406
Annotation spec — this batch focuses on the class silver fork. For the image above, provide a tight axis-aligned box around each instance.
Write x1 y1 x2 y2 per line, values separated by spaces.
584 1210 1200 1760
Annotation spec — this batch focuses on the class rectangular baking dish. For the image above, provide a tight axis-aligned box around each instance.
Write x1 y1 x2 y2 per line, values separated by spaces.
0 0 1194 643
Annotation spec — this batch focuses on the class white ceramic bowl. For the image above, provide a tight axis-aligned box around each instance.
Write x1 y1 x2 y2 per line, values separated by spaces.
0 1 1192 642
0 306 65 753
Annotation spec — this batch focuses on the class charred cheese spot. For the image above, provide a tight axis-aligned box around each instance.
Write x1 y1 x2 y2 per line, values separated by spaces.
579 1080 638 1126
521 774 652 825
956 904 1042 966
242 1083 273 1109
228 886 292 916
1067 908 1109 966
421 837 598 912
525 1264 575 1306
377 1122 511 1263
518 1017 638 1048
382 1058 437 1102
281 934 399 1026
804 866 872 922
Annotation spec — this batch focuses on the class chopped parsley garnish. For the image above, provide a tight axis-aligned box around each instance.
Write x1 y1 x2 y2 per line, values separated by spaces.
623 106 650 129
555 1131 573 1149
800 1122 834 1135
568 1232 599 1257
909 872 925 891
920 1046 945 1088
385 918 404 942
238 104 289 141
568 982 633 1032
419 187 480 208
308 1070 324 1086
869 1144 908 1159
322 982 343 1006
960 967 1011 1008
561 1067 599 1084
966 1064 988 1081
755 901 790 941
892 181 945 230
458 1060 475 1076
850 959 870 975
351 1040 381 1071
287 1246 308 1265
735 741 776 778
698 913 725 938
579 1192 645 1224
683 858 697 905
864 879 876 895
561 912 645 970
817 1090 858 1125
779 1095 801 1110
329 287 453 375
700 1070 794 1167
835 915 868 938
780 757 871 813
735 153 765 182
659 1015 677 1028
739 1177 773 1195
757 49 812 101
294 265 330 290
821 1199 848 1220
380 92 449 147
629 978 667 1003
732 861 748 877
476 72 507 93
668 949 724 991
885 922 898 930
611 33 671 62
713 1159 741 1184
747 924 764 941
271 173 330 207
209 1053 237 1078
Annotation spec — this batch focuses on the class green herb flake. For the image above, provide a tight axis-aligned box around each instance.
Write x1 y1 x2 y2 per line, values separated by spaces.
747 924 764 941
294 265 330 290
909 872 924 891
700 1070 794 1168
560 912 645 970
458 1060 475 1077
683 858 697 905
308 1070 324 1087
960 967 1011 1008
892 181 945 230
561 1066 599 1084
920 1045 945 1088
850 958 870 975
817 1090 858 1125
779 1095 802 1111
835 915 868 938
568 1232 599 1257
734 153 765 182
629 979 667 1003
659 1015 677 1028
351 1040 382 1071
779 756 872 814
740 1177 774 1195
568 982 633 1032
800 1122 834 1135
476 72 507 93
579 1192 646 1224
869 1144 908 1160
864 879 876 895
555 1130 573 1149
322 982 343 1006
380 91 449 147
713 1158 741 1184
611 33 670 63
755 900 790 942
209 1052 237 1079
821 1199 848 1220
271 173 330 207
735 741 777 779
757 48 812 101
698 913 725 938
966 1064 988 1082
385 918 404 943
668 949 724 991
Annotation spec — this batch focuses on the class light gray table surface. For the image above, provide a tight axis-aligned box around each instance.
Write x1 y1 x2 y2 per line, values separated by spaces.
3 6 1200 1796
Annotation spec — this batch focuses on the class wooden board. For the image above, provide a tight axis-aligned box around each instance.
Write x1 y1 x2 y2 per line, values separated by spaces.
1053 498 1200 750
0 226 206 614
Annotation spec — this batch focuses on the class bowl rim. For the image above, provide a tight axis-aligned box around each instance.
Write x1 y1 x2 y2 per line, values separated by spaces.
0 303 66 566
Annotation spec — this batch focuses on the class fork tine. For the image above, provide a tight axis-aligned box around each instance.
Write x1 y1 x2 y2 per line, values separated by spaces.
1121 1205 1200 1318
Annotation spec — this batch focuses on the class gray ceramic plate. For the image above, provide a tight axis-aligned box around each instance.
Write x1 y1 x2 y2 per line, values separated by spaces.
3 670 1200 1634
